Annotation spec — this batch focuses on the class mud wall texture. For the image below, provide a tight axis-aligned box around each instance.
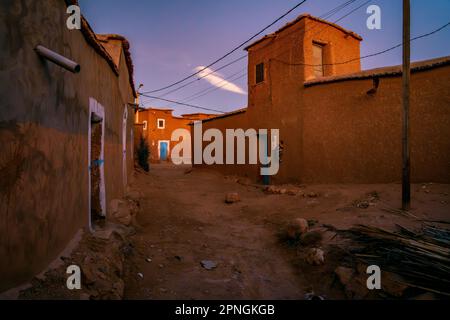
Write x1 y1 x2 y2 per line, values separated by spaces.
194 65 450 184
193 17 449 184
138 109 192 163
300 66 450 183
243 16 361 183
192 111 260 180
0 0 135 291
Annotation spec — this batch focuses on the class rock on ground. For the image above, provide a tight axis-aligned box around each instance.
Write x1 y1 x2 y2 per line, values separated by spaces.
304 248 325 265
286 218 309 239
225 192 240 204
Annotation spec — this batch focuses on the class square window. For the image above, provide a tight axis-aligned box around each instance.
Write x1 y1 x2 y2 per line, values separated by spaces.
157 118 165 129
256 63 264 84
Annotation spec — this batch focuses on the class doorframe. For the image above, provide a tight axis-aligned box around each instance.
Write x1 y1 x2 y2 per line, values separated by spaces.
122 105 128 188
88 97 106 231
158 140 170 160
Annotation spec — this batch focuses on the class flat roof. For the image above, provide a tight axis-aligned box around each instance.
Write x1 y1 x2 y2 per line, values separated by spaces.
189 108 247 125
245 14 362 51
304 55 450 87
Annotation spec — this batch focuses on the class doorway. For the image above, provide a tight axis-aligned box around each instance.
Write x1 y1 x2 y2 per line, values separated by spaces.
158 140 169 161
88 98 106 230
122 106 128 188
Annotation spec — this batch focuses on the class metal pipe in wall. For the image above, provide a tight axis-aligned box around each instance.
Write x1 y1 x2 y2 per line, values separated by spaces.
35 45 81 73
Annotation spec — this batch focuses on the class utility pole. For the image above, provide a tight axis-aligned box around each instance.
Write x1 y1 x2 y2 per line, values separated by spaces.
402 0 411 210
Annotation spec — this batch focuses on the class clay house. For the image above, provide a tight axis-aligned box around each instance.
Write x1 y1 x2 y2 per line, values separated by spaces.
0 0 136 292
193 14 450 184
137 108 216 163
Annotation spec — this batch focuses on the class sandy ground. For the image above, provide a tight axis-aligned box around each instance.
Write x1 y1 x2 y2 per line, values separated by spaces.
123 164 450 300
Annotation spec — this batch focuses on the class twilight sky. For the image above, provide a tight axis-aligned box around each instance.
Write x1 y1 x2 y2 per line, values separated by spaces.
78 0 450 115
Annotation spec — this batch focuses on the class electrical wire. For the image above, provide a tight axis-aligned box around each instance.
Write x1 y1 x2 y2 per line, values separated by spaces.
142 0 361 103
141 0 309 94
139 93 226 114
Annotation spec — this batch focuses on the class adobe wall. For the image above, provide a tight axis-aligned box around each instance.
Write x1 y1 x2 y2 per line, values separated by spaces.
0 0 135 291
192 112 260 180
246 17 361 183
300 65 450 183
139 110 192 163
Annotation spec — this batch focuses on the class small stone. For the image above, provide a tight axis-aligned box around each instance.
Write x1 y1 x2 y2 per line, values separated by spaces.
264 186 277 194
357 201 370 209
137 272 144 279
109 199 132 225
145 258 152 263
286 218 309 239
225 192 240 204
305 248 325 265
201 260 217 270
159 264 164 268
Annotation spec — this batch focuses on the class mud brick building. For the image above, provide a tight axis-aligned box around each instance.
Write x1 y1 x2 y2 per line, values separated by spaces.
0 0 136 291
137 108 216 163
193 14 450 184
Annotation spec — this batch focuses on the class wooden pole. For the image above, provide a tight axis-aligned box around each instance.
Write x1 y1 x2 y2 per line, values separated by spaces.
402 0 411 210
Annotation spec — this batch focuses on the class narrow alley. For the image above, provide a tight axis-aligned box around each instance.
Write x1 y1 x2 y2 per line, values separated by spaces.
124 164 307 299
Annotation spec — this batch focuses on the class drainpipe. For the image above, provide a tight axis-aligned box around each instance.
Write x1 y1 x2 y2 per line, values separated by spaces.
35 45 80 73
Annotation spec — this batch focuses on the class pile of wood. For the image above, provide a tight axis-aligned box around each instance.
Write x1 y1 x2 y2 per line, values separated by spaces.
344 224 450 296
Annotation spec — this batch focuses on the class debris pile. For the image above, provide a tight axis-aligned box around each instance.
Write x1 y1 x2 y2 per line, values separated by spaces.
344 224 450 297
19 223 135 300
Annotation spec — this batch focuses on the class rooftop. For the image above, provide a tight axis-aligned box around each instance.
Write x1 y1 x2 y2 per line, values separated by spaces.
193 108 247 124
245 13 363 51
64 0 136 97
304 55 450 87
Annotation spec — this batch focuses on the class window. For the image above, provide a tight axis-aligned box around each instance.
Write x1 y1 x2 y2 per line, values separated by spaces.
312 43 324 78
157 118 165 129
255 63 264 84
143 120 148 130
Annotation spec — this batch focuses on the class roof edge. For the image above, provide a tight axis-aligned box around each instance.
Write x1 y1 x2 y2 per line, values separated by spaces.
304 55 450 87
245 14 362 51
64 0 137 98
189 108 247 125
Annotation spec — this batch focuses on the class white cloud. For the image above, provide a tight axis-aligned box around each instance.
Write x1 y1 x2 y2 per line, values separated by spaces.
195 66 246 95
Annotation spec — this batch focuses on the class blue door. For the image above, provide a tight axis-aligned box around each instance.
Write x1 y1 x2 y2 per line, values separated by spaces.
160 142 168 161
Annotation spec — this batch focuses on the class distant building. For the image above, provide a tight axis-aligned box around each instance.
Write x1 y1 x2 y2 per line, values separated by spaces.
193 14 450 184
137 108 217 163
0 0 136 291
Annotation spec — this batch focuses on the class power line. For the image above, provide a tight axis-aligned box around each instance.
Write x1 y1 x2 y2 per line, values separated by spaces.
155 56 247 99
143 0 360 102
141 0 365 108
183 68 247 101
332 0 371 25
272 20 450 67
139 93 226 114
141 0 308 94
140 1 450 113
185 72 248 103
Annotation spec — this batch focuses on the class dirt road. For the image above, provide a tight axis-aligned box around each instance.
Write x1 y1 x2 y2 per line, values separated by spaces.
123 164 450 300
124 164 309 299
